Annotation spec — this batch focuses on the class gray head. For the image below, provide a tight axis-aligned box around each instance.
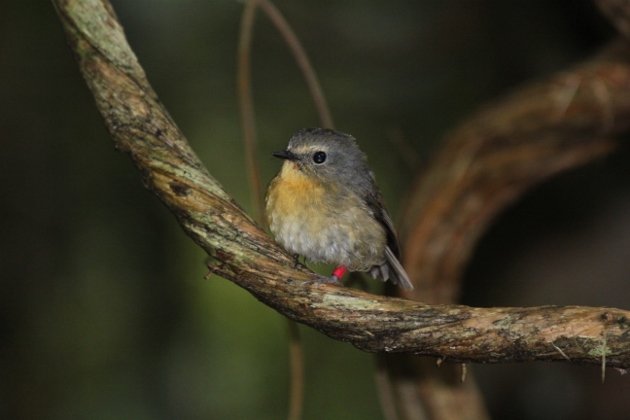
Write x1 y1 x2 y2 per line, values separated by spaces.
273 128 375 193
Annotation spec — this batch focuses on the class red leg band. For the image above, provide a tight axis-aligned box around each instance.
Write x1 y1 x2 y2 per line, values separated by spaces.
332 265 348 280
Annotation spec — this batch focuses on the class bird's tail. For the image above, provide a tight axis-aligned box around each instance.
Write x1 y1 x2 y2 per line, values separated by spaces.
370 247 414 290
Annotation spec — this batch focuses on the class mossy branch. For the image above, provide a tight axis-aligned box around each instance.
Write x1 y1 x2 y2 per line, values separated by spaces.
53 0 630 368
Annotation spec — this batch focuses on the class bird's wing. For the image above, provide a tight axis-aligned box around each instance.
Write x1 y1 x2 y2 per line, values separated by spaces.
365 190 400 257
365 189 414 290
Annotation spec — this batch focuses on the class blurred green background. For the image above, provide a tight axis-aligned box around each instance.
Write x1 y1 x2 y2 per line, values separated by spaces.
2 0 629 419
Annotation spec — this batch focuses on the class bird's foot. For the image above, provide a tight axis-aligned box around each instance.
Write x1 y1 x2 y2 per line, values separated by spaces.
309 266 349 285
292 254 306 270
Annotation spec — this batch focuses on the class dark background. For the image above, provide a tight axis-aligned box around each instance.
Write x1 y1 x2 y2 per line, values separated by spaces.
1 1 629 419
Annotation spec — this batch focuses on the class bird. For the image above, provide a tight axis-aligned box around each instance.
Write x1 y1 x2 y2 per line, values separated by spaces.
265 128 414 290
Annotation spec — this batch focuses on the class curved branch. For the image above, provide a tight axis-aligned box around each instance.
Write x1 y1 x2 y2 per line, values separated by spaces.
597 0 630 40
255 0 334 129
401 41 630 304
53 0 630 368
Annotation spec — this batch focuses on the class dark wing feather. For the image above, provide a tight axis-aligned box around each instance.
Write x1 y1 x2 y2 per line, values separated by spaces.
365 189 414 290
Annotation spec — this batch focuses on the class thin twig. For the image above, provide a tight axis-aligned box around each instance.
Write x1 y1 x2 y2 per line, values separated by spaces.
237 0 265 221
374 356 400 420
552 343 571 361
256 0 334 128
287 320 304 420
602 335 608 384
387 127 421 170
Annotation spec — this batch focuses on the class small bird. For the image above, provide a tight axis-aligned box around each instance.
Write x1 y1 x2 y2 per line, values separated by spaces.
265 128 414 290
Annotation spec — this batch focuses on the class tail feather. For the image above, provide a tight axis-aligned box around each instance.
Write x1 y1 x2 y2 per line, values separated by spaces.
384 247 414 290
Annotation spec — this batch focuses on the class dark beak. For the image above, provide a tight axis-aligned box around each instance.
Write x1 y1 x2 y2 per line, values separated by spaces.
272 150 298 161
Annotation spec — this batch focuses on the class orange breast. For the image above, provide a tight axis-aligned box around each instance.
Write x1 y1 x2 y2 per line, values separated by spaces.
266 163 327 226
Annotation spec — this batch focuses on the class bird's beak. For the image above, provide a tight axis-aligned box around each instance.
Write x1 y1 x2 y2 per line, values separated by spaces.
272 150 298 161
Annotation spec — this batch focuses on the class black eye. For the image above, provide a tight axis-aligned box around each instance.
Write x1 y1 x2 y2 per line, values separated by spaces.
312 151 327 164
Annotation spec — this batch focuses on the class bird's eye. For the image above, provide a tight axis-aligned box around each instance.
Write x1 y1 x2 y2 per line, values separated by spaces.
312 151 327 164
